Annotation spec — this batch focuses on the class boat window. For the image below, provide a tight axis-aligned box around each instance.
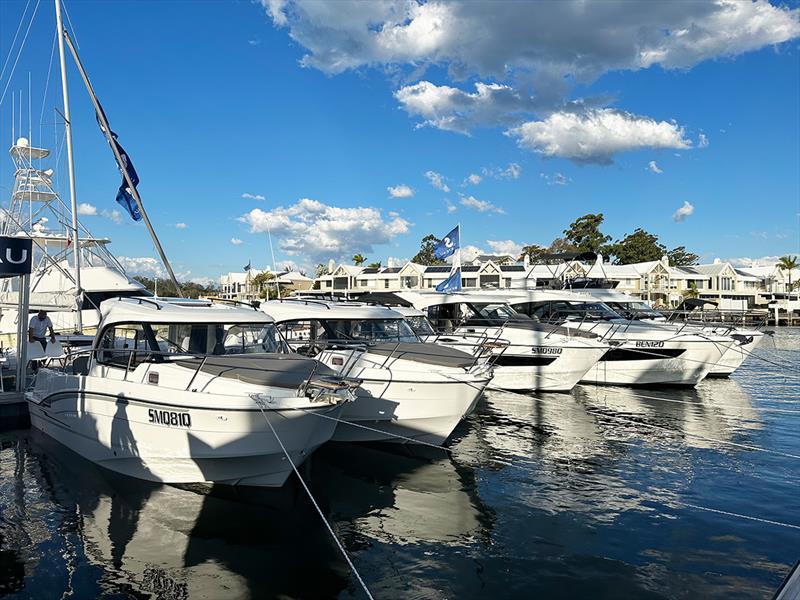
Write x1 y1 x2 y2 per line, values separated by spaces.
318 319 419 344
97 324 151 368
149 322 282 355
405 315 435 336
96 321 283 368
426 304 472 332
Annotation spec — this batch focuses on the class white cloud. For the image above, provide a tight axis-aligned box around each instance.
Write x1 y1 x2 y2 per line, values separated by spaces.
118 256 165 278
672 200 695 223
460 245 485 262
648 160 664 174
726 255 784 268
239 198 410 263
424 170 450 193
540 172 569 186
248 39 261 46
175 222 188 229
265 1 799 85
487 239 522 258
190 276 215 287
508 109 691 164
395 81 536 134
502 163 521 179
483 163 523 181
445 199 457 214
77 203 97 216
464 173 482 186
698 133 709 148
242 193 266 201
230 237 244 245
459 194 504 214
101 209 122 224
387 184 414 198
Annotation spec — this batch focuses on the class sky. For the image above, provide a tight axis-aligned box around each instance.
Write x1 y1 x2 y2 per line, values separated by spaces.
0 0 798 285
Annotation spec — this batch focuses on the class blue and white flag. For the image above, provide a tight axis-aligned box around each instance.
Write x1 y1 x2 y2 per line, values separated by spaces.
244 260 252 272
94 103 142 222
433 225 460 260
435 268 462 293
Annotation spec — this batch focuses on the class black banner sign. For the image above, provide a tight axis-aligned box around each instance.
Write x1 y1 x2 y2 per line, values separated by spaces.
0 236 33 278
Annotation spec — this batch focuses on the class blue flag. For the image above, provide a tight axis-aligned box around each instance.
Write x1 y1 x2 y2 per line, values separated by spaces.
433 225 459 260
436 268 462 293
95 104 142 222
244 260 251 272
114 139 142 222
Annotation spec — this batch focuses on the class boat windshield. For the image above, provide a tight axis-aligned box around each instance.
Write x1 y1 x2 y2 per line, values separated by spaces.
512 300 622 322
98 321 284 366
606 301 663 320
318 319 419 344
404 315 436 336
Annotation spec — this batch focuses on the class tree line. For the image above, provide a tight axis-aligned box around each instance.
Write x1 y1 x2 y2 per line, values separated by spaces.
412 213 700 266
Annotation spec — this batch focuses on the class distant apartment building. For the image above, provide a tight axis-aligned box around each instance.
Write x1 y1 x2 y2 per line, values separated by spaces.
219 269 313 302
311 255 798 309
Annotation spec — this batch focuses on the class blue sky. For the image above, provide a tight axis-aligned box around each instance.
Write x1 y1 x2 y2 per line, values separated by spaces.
0 0 798 283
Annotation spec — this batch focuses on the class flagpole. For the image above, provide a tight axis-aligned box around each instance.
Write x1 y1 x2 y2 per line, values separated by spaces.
54 0 83 331
61 30 184 298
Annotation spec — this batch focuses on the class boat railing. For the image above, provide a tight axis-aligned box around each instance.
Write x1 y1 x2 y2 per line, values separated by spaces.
661 308 768 329
38 346 362 396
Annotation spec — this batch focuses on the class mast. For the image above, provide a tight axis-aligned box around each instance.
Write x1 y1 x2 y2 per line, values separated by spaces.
61 31 184 297
54 0 83 330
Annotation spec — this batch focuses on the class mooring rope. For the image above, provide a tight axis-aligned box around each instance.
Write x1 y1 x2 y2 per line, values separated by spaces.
677 502 800 531
297 408 515 468
608 389 800 415
252 398 374 600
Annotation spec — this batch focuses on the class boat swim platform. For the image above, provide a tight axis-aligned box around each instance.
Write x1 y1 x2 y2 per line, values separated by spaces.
0 392 29 432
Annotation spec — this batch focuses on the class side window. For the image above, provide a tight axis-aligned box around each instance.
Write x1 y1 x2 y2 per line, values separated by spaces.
98 324 149 369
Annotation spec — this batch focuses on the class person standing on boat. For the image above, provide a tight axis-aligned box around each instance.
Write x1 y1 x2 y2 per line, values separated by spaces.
28 310 56 352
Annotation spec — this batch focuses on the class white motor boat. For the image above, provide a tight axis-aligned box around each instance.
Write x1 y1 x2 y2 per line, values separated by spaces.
503 290 733 387
26 297 360 487
569 289 765 377
376 291 609 392
261 298 493 445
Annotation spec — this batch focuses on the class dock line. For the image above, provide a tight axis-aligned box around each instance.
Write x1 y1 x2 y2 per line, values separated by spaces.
253 398 375 600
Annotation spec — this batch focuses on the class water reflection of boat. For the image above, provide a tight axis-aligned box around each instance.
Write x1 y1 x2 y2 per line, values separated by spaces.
23 431 351 599
312 443 494 547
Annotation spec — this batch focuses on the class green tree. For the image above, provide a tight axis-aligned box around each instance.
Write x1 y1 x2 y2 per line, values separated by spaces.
684 280 700 299
777 255 799 292
562 213 611 254
132 276 217 299
251 271 278 299
518 244 547 262
314 263 328 278
547 237 579 255
606 228 666 265
411 234 447 265
352 254 366 266
367 261 382 269
667 246 700 266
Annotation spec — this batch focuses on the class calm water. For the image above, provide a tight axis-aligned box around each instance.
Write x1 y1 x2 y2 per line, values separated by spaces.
1 329 798 599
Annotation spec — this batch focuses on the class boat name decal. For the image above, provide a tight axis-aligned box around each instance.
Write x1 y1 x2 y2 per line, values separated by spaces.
635 341 665 348
148 409 191 428
531 347 562 355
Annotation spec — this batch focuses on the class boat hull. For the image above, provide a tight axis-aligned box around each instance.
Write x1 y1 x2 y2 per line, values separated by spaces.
331 375 490 445
27 382 342 487
580 339 728 387
488 345 608 392
707 330 764 376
